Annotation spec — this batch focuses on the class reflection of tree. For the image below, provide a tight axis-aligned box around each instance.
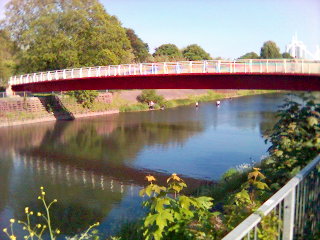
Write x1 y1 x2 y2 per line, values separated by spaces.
29 121 203 165
0 154 12 213
0 122 56 152
103 122 203 164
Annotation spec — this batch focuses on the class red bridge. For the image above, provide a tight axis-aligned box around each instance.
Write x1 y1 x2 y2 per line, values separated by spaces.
9 59 320 92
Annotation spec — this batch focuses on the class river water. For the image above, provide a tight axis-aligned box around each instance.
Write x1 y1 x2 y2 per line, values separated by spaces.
0 93 287 238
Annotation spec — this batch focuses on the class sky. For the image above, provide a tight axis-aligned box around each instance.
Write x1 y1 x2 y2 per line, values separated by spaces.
1 0 319 59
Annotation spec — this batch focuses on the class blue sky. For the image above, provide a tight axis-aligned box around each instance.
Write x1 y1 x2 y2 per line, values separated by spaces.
1 0 319 59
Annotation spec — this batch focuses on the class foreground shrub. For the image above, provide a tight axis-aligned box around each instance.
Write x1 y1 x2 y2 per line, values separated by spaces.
140 174 221 240
2 187 99 240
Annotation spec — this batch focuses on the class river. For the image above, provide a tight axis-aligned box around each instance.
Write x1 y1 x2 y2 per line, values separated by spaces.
0 93 287 239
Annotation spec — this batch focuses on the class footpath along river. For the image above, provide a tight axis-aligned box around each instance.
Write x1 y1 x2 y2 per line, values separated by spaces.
0 93 287 239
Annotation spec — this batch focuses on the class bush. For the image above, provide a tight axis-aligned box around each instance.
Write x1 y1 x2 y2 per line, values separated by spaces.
137 90 165 106
140 174 220 240
67 90 99 109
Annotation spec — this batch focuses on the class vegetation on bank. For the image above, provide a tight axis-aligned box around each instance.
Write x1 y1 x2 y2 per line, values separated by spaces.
0 90 279 122
2 93 318 240
119 90 278 112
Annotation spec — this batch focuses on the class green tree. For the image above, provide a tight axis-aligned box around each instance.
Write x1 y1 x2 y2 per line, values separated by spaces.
3 0 134 73
0 30 17 87
153 44 183 61
260 41 282 59
137 90 165 106
182 44 212 61
239 52 260 59
67 90 99 109
126 28 151 63
282 52 293 59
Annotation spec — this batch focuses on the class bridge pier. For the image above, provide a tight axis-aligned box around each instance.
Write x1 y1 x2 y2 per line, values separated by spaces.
5 85 14 97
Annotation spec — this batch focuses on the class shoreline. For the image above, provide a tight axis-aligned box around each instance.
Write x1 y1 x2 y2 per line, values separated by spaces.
0 90 278 128
0 110 119 128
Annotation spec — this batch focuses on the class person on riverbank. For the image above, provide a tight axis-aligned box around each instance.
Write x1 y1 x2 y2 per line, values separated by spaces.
149 101 154 110
196 102 199 108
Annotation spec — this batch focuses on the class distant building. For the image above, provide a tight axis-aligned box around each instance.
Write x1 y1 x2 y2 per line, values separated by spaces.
286 34 320 60
286 34 307 59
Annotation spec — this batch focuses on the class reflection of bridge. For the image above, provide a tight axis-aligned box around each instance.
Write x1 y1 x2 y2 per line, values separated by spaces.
20 149 211 189
9 59 320 92
14 152 131 194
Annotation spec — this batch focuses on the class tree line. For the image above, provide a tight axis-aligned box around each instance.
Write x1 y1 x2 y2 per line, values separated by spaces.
0 0 213 88
0 0 292 88
239 40 292 59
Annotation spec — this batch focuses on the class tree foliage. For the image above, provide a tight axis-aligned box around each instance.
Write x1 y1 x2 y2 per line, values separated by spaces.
137 90 165 106
140 174 220 240
264 93 320 184
239 52 260 59
153 44 183 61
3 0 134 73
0 30 17 87
126 28 151 63
67 90 99 109
182 44 212 61
282 52 293 59
260 41 282 59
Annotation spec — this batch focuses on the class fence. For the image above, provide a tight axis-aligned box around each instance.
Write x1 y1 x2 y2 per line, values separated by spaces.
222 155 320 240
8 59 320 86
0 92 7 98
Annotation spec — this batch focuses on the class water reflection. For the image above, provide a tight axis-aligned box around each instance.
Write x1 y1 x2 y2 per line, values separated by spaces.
0 93 286 239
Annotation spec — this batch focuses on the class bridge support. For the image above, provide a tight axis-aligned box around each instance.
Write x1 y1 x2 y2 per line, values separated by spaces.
5 85 14 97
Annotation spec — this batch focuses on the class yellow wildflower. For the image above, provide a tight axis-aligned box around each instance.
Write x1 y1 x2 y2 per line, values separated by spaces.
3 228 7 233
37 212 42 216
37 224 41 228
167 173 182 182
30 211 33 215
56 229 60 234
10 219 15 223
146 175 156 182
10 235 16 240
25 207 29 214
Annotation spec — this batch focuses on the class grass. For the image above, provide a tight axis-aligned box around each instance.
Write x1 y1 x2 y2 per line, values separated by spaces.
1 111 49 121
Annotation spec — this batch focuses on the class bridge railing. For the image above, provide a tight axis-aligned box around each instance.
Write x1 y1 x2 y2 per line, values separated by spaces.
9 59 320 86
222 155 320 240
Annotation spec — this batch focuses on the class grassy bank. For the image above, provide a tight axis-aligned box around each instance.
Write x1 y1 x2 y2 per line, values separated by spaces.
119 90 278 112
0 90 278 124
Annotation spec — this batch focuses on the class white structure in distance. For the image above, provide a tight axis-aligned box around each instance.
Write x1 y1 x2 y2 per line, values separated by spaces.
286 34 320 60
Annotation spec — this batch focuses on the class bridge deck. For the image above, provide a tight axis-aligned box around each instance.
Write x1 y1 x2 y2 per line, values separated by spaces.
9 59 320 92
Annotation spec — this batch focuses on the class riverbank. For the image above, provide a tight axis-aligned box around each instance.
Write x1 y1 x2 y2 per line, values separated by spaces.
0 89 278 127
118 89 278 112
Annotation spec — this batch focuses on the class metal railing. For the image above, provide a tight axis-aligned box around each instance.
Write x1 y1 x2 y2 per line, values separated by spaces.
0 92 7 98
222 155 320 240
8 59 320 86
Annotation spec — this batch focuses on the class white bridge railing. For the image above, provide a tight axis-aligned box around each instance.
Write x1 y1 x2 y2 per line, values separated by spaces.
222 155 320 240
9 59 320 86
